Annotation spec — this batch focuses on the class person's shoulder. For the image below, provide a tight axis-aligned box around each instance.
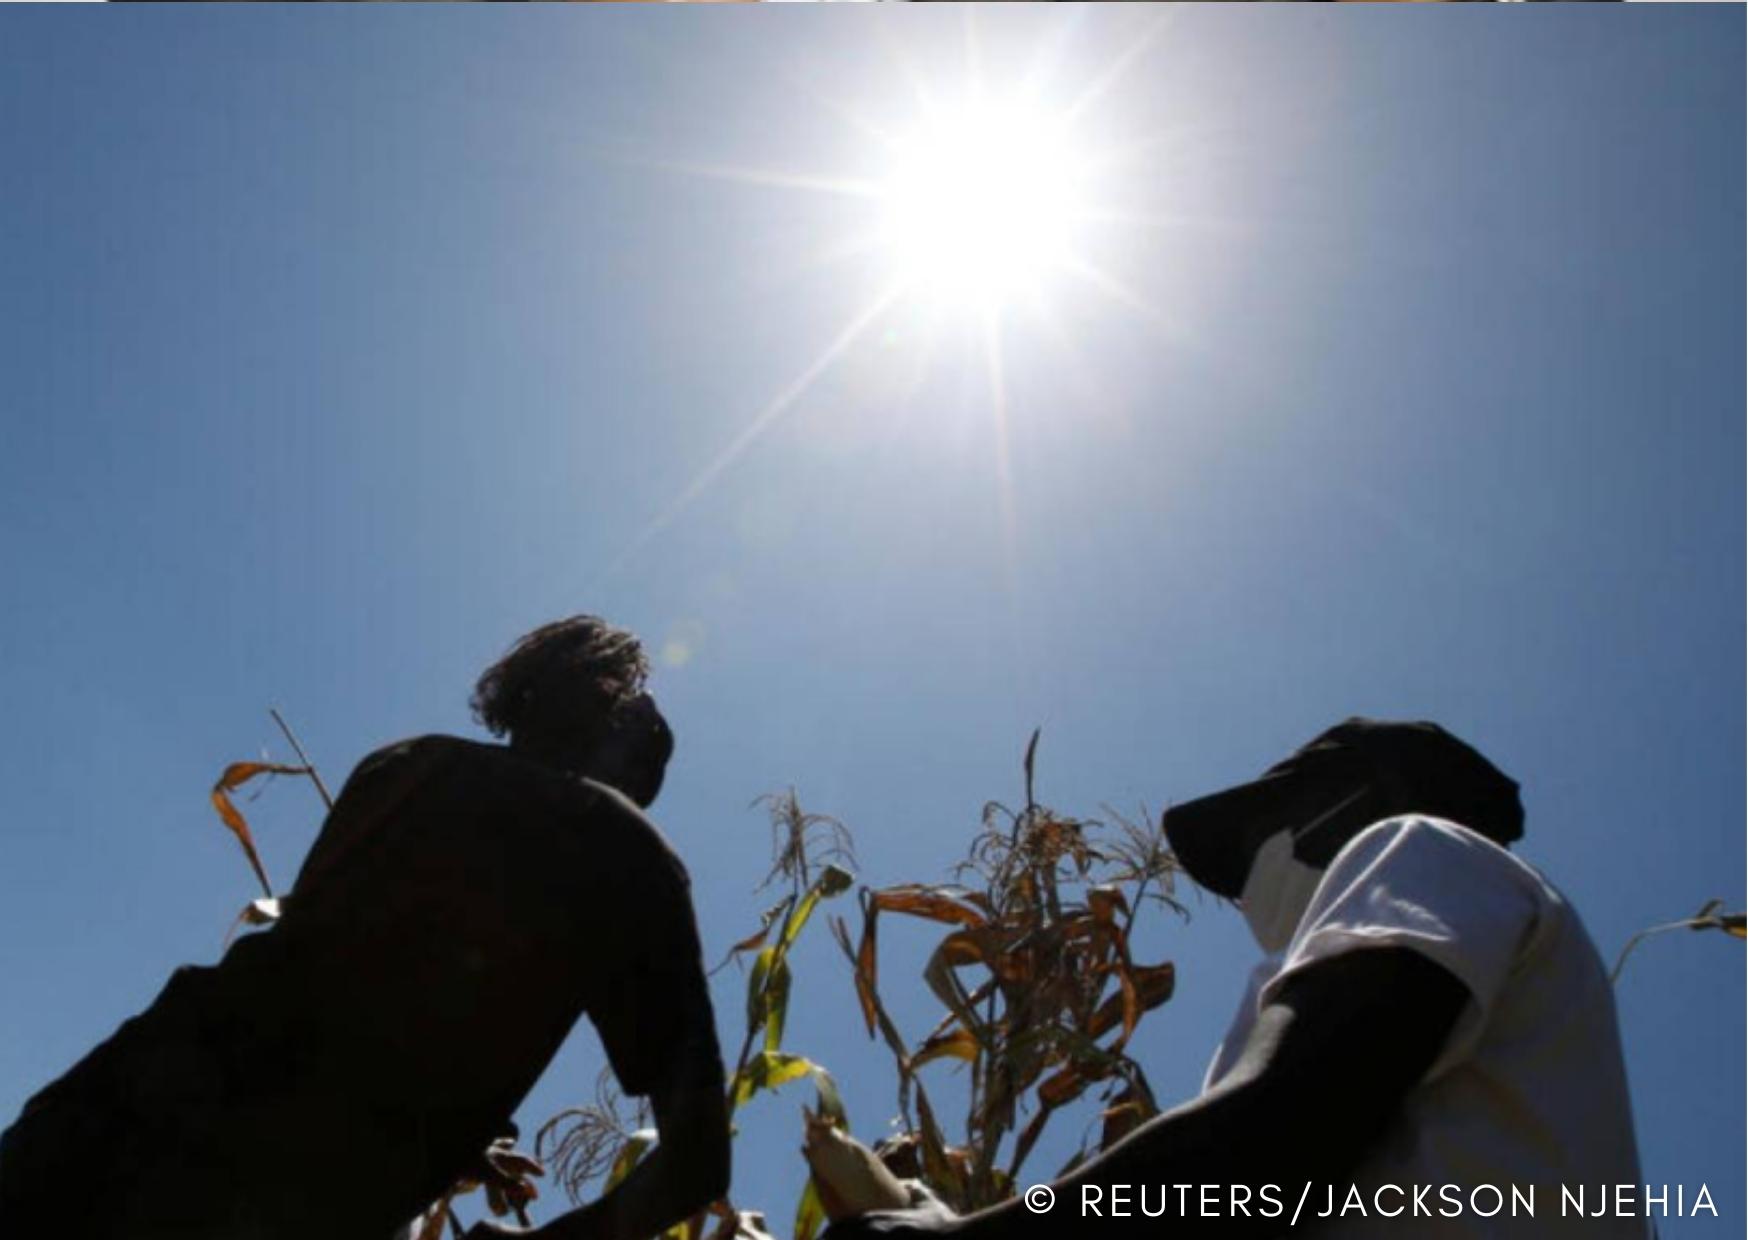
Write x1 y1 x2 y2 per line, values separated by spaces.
578 777 691 881
346 733 475 779
1339 813 1504 863
350 735 569 791
1334 815 1558 907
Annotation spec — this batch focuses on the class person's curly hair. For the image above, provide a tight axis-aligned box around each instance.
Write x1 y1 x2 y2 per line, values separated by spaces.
471 616 651 744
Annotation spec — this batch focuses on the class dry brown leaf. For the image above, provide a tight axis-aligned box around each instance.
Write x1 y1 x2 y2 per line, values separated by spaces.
1087 885 1129 927
852 903 880 1037
210 761 309 899
1037 1064 1090 1108
1088 962 1174 1041
872 886 989 928
912 1025 980 1069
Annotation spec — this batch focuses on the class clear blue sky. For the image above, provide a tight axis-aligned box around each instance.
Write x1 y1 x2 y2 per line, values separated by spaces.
0 7 1740 1235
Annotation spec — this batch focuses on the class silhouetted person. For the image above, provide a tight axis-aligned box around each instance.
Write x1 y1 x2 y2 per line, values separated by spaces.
0 616 729 1240
828 718 1644 1239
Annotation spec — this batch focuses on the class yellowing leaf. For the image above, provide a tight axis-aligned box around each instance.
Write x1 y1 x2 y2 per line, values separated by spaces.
604 1130 655 1192
745 945 777 1037
731 1051 817 1108
763 957 792 1053
793 1177 828 1240
912 1025 979 1069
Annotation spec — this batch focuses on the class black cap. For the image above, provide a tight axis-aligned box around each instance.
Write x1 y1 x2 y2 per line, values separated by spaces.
1161 718 1524 899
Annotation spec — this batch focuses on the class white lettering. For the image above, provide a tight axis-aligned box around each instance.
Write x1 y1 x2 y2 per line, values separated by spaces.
1081 1185 1102 1216
1373 1184 1404 1218
1469 1185 1503 1218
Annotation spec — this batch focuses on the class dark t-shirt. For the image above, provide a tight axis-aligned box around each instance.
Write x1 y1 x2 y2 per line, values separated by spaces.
0 736 724 1239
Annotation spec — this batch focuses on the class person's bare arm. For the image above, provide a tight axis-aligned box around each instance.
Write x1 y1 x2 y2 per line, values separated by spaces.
826 946 1468 1240
537 801 731 1240
530 1077 730 1240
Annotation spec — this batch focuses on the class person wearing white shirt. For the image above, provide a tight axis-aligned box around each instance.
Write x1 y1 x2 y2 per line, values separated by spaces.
827 717 1646 1239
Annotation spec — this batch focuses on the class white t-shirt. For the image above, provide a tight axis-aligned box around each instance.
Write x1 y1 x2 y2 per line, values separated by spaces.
1202 816 1648 1238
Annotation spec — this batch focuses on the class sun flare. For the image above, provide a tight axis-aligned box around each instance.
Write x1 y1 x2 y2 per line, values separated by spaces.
880 99 1087 311
611 15 1188 574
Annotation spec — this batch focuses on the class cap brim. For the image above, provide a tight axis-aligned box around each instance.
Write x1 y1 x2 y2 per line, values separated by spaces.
1162 770 1314 899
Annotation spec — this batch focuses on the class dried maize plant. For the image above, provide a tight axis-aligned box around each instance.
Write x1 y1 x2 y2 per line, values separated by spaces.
827 730 1184 1225
537 790 858 1240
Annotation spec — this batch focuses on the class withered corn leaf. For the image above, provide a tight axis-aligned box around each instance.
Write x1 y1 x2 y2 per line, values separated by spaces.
724 900 790 960
911 1088 961 1204
872 885 988 928
210 761 310 898
1087 885 1128 926
922 947 984 1039
1088 962 1174 1041
912 1025 979 1069
1008 1105 1054 1180
935 929 984 968
1037 1064 1089 1108
851 902 880 1037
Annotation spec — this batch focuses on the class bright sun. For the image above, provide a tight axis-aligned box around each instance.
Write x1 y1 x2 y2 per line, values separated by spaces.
880 99 1087 311
612 16 1184 570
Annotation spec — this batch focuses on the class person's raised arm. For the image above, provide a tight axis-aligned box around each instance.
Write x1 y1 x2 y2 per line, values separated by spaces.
530 1070 730 1240
533 816 731 1240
